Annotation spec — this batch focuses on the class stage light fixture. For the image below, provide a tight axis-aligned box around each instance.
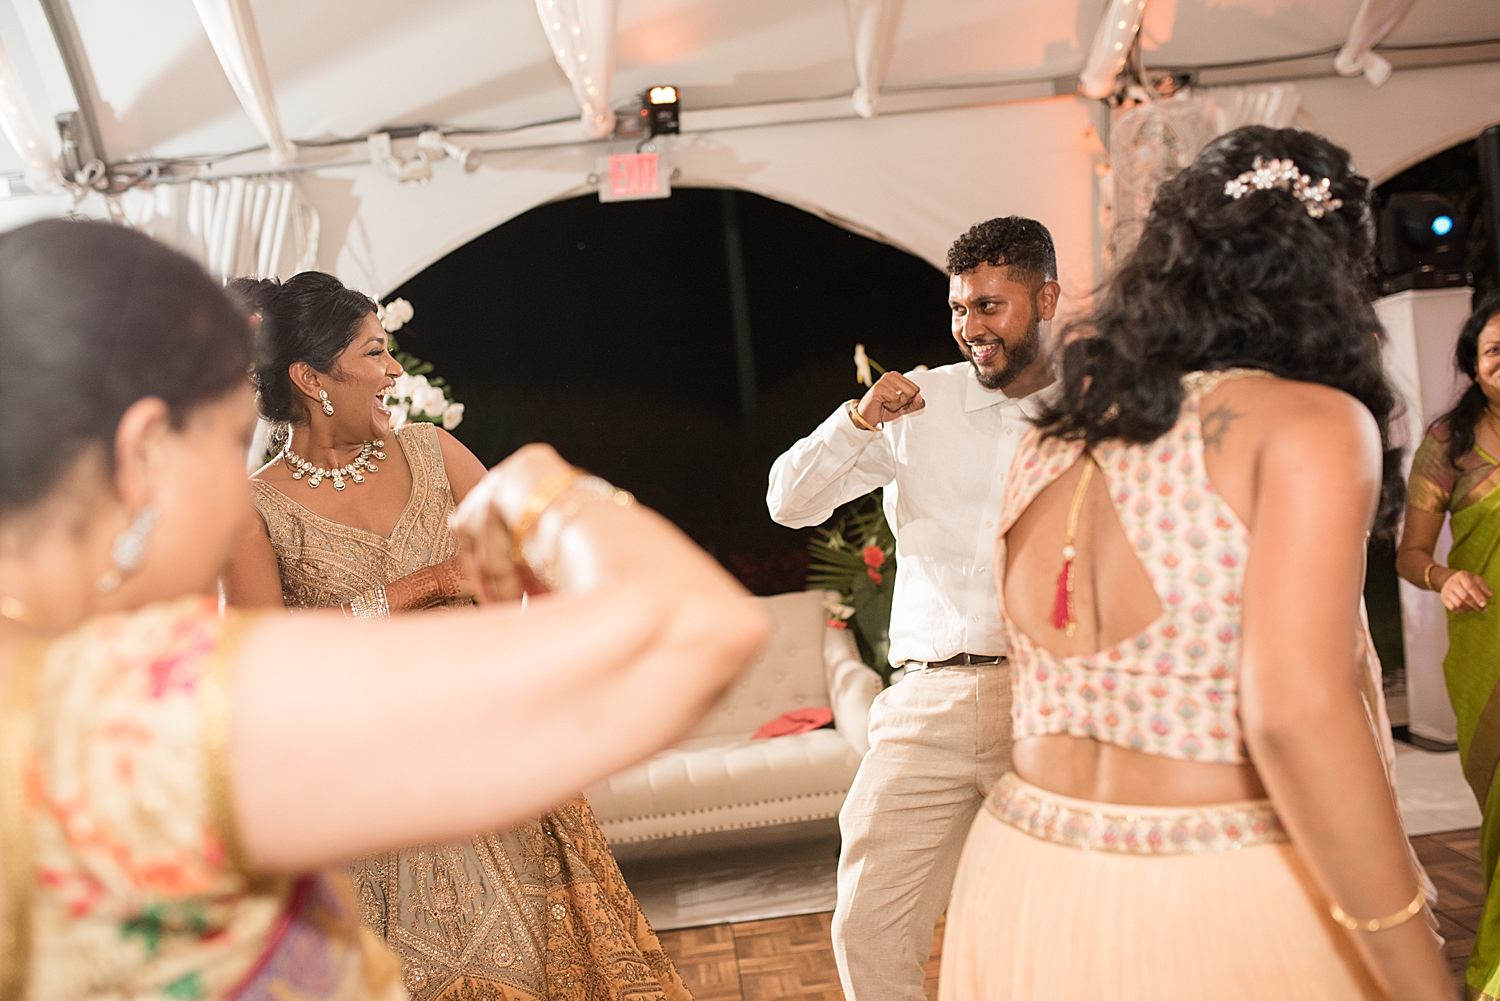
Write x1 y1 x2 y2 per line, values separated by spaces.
417 130 483 174
1378 191 1470 293
643 85 680 137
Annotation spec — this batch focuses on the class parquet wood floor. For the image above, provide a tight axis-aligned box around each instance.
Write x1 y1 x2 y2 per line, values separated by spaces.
654 829 1485 1001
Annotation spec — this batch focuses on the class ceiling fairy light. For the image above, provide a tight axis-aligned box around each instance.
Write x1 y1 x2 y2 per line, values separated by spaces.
1079 0 1149 100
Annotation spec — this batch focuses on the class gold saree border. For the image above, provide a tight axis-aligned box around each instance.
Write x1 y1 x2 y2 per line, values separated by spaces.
0 642 46 1001
1464 677 1500 814
202 613 263 882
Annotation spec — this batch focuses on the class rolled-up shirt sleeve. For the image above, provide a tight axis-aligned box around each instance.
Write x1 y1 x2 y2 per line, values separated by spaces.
767 403 898 528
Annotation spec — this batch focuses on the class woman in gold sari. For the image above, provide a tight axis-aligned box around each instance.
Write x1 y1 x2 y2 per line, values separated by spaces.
222 273 690 1001
1398 288 1500 998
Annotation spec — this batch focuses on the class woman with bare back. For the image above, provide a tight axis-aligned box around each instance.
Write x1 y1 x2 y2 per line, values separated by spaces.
940 127 1450 1000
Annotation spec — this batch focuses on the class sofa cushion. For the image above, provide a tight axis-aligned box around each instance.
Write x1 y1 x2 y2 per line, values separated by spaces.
584 728 862 844
689 590 831 740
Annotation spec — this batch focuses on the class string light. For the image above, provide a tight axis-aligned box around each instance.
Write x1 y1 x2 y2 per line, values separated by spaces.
1080 0 1149 99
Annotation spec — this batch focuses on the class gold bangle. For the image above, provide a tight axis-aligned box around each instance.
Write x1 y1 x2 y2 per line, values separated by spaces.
845 399 883 433
509 468 584 560
1329 885 1425 932
1424 562 1442 591
524 478 636 588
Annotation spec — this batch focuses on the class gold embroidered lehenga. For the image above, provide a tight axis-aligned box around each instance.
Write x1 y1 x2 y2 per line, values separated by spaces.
253 422 691 1001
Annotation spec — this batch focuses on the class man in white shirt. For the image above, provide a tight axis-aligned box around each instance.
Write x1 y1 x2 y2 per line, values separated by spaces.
766 217 1060 1001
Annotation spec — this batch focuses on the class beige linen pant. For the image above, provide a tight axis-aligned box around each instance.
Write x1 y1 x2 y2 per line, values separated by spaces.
832 661 1012 1001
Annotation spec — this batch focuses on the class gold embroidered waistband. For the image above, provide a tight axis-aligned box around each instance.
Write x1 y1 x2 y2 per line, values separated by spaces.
986 773 1288 856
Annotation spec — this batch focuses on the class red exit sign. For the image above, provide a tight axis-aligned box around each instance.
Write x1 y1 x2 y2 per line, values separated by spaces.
597 153 673 202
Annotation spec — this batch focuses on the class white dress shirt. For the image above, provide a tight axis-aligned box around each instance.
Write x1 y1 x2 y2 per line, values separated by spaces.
766 362 1049 667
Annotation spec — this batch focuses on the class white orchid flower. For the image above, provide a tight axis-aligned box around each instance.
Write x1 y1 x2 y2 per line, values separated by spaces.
413 384 450 419
441 402 465 430
378 297 414 332
390 372 424 402
854 343 872 387
387 401 410 429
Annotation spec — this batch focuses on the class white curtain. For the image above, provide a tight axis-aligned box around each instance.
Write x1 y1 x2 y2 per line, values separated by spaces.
191 0 296 163
115 177 319 281
0 32 63 193
844 0 905 119
534 0 617 140
1335 0 1418 88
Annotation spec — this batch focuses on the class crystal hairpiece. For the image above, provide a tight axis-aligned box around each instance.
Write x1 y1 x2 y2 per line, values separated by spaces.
1223 156 1344 219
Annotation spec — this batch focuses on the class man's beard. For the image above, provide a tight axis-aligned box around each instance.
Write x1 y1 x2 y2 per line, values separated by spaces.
971 317 1040 390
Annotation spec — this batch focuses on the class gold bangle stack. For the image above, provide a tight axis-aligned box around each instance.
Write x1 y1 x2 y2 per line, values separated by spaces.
347 585 390 620
845 399 883 433
1329 885 1425 932
509 469 585 564
510 468 635 587
1423 562 1443 591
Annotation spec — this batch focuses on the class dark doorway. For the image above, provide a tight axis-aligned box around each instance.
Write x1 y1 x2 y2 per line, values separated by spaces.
389 188 958 593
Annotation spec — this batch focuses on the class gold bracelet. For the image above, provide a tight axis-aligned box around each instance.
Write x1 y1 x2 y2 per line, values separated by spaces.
1329 885 1425 932
509 468 584 561
523 478 636 588
845 399 883 433
1424 562 1442 591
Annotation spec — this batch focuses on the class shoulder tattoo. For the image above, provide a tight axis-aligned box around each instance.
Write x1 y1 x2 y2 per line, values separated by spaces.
1200 402 1243 453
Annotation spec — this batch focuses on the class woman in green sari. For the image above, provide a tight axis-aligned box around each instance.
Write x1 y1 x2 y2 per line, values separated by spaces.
1399 288 1500 997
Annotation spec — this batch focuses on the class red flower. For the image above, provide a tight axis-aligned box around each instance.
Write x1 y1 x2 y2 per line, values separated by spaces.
862 545 886 569
826 618 848 630
867 569 884 585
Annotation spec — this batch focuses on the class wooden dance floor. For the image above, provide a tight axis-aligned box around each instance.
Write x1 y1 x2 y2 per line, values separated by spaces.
654 829 1484 1000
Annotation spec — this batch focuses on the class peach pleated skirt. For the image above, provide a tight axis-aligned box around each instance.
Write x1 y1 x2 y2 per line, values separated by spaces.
940 775 1385 1001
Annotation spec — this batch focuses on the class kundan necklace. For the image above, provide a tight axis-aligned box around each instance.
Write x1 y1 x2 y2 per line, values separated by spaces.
284 439 386 490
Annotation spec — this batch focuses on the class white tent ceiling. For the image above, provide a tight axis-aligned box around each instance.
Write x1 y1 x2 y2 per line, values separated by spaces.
0 0 1498 301
1 0 1494 168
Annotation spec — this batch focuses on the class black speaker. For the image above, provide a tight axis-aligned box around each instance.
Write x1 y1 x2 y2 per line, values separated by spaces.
1378 191 1470 294
1477 124 1500 286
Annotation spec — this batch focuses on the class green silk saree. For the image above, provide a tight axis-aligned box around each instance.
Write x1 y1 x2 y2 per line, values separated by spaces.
1413 430 1500 1000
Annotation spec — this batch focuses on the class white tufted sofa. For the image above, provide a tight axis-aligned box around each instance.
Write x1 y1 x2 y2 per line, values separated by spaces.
584 590 883 859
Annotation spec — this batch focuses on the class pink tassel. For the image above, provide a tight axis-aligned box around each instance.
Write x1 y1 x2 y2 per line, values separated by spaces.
1051 559 1073 631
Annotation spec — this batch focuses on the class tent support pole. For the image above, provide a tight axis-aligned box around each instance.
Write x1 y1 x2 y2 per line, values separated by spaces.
38 0 105 168
720 189 758 422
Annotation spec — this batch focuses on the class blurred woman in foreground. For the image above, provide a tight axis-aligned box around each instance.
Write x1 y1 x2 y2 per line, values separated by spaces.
0 219 765 998
1397 290 1500 999
941 127 1449 999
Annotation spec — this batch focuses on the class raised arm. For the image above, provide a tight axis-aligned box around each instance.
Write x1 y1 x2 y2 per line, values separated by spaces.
766 372 919 528
229 444 769 872
1238 390 1449 1000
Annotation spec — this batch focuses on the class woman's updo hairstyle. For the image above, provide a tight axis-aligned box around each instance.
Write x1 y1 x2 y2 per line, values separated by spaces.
251 271 378 424
1038 124 1406 536
1432 290 1500 468
226 276 282 319
0 220 251 516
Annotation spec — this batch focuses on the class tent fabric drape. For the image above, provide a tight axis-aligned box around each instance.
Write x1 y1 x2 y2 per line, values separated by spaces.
535 0 617 140
844 0 905 119
191 0 296 163
0 32 63 193
1335 0 1418 87
115 177 319 281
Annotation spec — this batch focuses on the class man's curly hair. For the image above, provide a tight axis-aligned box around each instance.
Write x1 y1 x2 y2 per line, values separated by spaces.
946 216 1057 285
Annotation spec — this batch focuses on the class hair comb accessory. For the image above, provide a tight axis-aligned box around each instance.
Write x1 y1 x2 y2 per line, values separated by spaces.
1223 156 1344 219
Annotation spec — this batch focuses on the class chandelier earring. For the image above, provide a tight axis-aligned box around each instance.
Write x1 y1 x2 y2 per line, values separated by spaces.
319 389 335 417
97 504 161 593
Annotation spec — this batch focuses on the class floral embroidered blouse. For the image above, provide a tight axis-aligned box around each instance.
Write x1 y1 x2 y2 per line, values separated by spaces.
998 372 1255 764
3 597 403 1001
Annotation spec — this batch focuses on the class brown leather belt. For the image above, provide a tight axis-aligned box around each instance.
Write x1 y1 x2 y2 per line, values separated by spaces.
905 652 1003 670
